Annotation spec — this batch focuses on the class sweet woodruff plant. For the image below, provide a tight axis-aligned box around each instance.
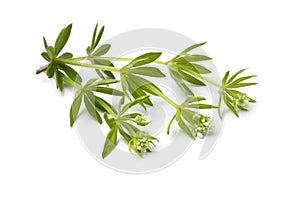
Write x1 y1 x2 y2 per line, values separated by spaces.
36 23 257 158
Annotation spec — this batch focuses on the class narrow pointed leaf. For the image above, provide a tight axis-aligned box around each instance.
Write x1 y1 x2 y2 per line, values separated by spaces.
91 23 98 49
59 64 82 83
118 127 132 143
169 69 194 96
179 69 206 85
83 95 102 124
176 117 195 139
55 70 63 91
224 94 239 117
41 52 50 62
59 52 73 59
95 87 124 96
54 24 72 55
70 93 83 126
227 75 257 86
180 42 207 54
130 67 166 77
43 36 48 50
178 54 212 62
46 62 55 78
94 25 105 50
121 95 150 114
190 63 211 74
92 44 111 56
227 82 258 88
227 68 248 83
130 52 162 67
102 126 118 159
222 71 230 86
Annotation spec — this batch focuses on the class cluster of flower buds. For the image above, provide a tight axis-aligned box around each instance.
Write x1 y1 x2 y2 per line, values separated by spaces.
232 93 249 108
192 113 212 138
128 131 158 155
133 114 151 126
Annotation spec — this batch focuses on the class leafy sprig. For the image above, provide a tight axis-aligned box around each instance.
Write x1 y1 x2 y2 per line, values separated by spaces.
37 23 258 159
219 69 257 117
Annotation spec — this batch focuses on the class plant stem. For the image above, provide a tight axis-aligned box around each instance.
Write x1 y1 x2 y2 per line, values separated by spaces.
62 76 82 90
151 88 178 108
36 65 48 74
70 56 220 88
183 68 222 88
70 56 166 65
55 58 120 72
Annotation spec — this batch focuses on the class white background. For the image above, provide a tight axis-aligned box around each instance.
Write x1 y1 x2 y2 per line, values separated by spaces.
1 0 299 199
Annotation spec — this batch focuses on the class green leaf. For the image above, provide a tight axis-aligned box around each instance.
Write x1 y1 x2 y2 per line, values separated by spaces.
183 96 206 105
70 92 83 126
103 70 115 79
130 86 152 106
59 52 73 59
178 69 206 86
46 62 55 78
94 95 117 114
84 78 98 88
59 64 82 83
177 54 211 62
41 52 50 62
121 95 150 114
227 68 248 83
83 95 102 124
118 127 132 143
86 46 92 55
94 25 105 50
222 71 230 86
190 63 211 74
181 109 197 125
104 113 115 128
121 122 139 135
130 67 166 77
95 87 124 96
92 44 111 56
169 69 194 96
227 75 257 86
237 105 248 111
127 74 163 95
91 23 98 50
227 82 258 88
46 46 56 59
54 24 72 55
172 61 197 72
130 52 162 67
180 42 207 54
93 59 115 79
92 79 119 87
122 113 142 119
102 126 118 159
43 36 48 50
95 69 105 79
176 116 195 139
186 103 217 109
55 70 63 91
223 94 239 117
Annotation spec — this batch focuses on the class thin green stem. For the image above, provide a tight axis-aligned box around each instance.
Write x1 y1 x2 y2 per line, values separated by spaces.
55 58 120 72
70 56 166 65
62 76 82 90
70 56 220 88
150 88 178 109
183 68 222 88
